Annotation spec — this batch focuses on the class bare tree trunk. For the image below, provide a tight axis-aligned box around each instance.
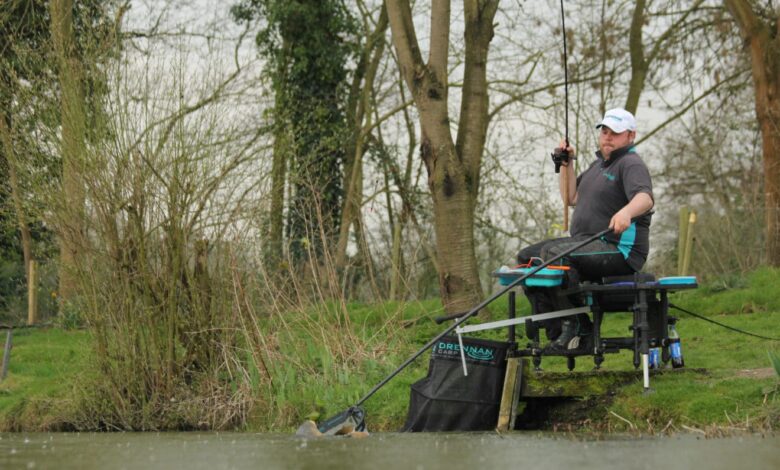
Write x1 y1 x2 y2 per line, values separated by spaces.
265 33 291 269
0 113 33 278
625 0 647 114
373 80 431 300
388 78 416 300
389 209 405 299
599 0 609 115
387 0 497 313
336 5 388 271
626 0 705 114
51 0 87 303
267 107 288 265
725 0 780 266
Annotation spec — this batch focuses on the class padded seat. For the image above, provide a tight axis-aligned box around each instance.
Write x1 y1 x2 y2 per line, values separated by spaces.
601 272 656 284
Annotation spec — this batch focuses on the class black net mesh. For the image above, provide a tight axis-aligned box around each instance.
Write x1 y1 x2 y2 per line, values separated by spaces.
402 336 509 432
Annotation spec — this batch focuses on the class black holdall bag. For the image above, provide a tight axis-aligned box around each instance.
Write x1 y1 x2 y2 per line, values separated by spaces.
402 335 510 432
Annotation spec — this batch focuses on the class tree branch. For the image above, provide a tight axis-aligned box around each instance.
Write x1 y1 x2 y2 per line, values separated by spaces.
428 0 450 82
647 0 706 65
386 0 425 97
636 67 749 145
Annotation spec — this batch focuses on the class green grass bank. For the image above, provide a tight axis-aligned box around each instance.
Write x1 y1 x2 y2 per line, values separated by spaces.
1 268 779 433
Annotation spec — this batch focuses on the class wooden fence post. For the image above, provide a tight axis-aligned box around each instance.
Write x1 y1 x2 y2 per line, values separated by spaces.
27 260 37 325
677 206 690 276
1 330 11 381
681 211 697 276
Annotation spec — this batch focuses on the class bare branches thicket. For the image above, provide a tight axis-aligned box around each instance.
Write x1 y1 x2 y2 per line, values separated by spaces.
724 0 780 267
64 11 274 428
649 3 765 278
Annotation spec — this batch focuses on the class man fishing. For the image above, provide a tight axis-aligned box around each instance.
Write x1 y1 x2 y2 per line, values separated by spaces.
517 108 654 353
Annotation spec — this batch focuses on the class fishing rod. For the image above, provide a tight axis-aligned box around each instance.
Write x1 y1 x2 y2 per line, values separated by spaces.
551 0 571 231
560 0 569 148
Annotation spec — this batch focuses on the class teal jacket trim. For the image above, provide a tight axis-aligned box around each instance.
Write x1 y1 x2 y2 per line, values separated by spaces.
617 223 637 259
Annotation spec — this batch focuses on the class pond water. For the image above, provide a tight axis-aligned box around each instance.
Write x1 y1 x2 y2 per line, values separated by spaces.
1 431 778 470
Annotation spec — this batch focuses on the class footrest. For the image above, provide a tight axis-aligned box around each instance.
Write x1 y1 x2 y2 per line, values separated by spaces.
456 306 590 335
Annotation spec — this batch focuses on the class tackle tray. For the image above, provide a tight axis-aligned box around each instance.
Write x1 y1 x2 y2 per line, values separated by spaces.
493 266 566 287
657 276 698 287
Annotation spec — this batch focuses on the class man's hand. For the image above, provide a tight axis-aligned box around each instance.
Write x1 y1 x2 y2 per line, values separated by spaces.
553 140 576 167
610 193 654 234
609 209 632 234
551 148 569 173
551 140 576 173
559 139 575 156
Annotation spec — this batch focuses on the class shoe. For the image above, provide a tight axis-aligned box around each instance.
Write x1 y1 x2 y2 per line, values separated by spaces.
577 315 593 336
566 333 594 353
555 319 576 345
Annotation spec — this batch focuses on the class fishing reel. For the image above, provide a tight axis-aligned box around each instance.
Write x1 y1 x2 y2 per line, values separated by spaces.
550 148 571 174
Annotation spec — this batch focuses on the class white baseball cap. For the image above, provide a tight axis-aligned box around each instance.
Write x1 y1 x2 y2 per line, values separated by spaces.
596 108 637 133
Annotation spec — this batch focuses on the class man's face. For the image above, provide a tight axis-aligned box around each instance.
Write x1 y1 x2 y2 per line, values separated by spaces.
598 127 635 158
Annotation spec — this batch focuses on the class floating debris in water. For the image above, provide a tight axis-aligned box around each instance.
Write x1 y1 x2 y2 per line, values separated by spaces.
295 420 322 438
295 419 369 438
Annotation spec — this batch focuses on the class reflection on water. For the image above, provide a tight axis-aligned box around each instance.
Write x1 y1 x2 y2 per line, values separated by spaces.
1 431 778 470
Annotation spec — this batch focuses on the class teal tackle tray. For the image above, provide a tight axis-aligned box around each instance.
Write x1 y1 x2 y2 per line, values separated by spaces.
494 266 565 287
658 276 698 287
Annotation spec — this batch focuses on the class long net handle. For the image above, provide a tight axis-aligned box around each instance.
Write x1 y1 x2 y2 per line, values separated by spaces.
563 170 569 231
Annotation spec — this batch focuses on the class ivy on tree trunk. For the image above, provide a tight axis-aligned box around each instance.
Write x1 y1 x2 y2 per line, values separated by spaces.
235 0 357 264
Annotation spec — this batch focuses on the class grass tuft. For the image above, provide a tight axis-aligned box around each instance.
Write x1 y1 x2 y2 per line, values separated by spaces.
769 351 780 378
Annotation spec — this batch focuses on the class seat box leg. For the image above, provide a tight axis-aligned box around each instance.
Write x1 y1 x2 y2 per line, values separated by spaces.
592 307 604 369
